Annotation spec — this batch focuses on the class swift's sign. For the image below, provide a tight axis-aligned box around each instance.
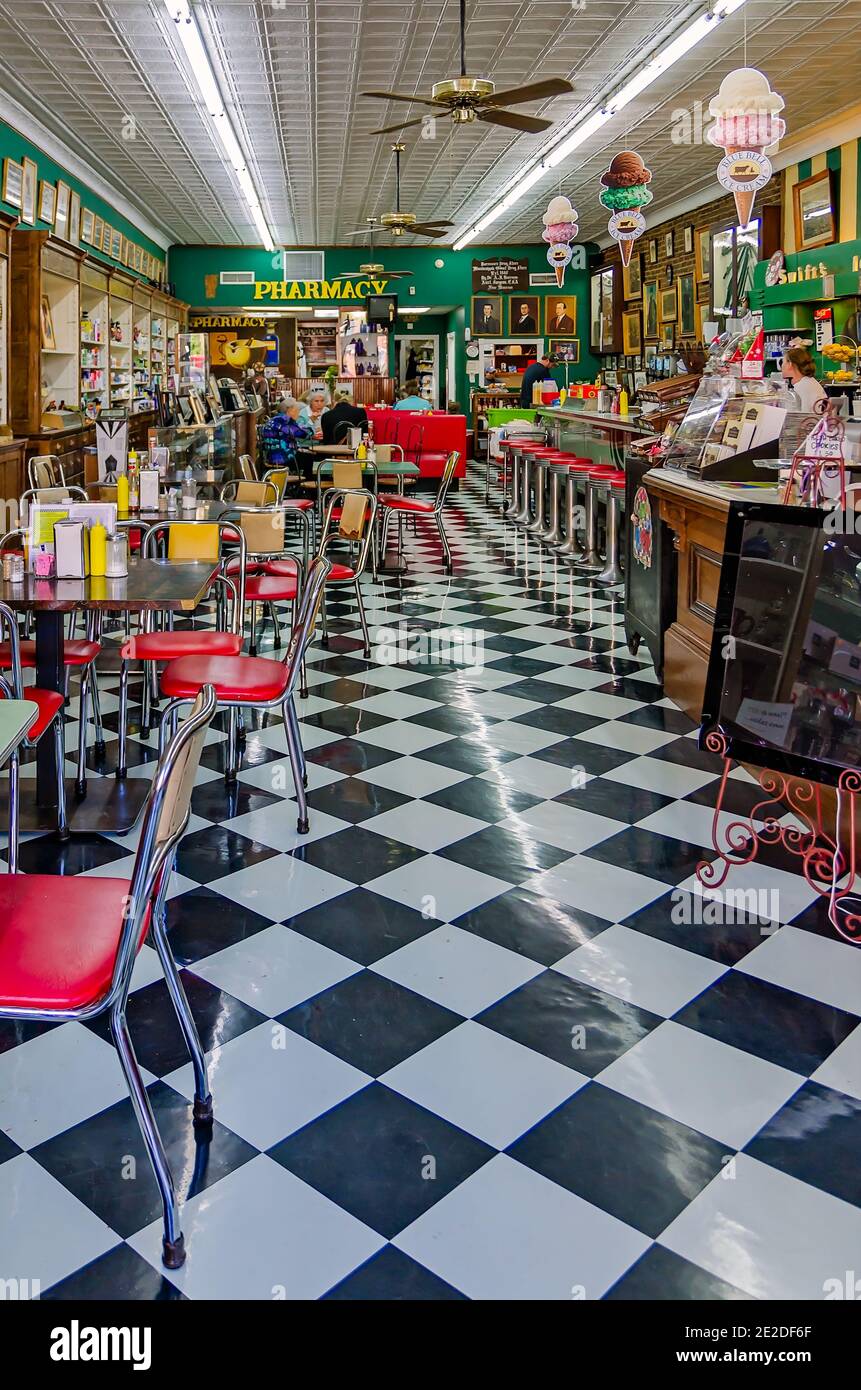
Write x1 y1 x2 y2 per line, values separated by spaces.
252 278 389 301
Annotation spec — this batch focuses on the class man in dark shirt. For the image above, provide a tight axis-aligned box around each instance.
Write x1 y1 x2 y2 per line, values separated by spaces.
320 392 369 445
519 354 554 408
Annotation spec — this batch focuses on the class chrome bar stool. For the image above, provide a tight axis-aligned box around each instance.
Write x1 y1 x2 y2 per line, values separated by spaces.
512 445 547 528
539 457 572 546
596 471 627 586
577 466 616 568
500 439 533 521
556 458 593 560
521 447 557 533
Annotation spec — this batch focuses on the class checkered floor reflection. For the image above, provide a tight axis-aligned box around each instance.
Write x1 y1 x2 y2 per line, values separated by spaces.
2 465 860 1301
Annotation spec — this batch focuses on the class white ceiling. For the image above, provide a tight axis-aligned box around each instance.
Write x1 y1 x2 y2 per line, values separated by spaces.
0 0 859 248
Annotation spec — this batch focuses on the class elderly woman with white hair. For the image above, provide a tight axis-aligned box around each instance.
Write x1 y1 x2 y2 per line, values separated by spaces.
299 386 328 440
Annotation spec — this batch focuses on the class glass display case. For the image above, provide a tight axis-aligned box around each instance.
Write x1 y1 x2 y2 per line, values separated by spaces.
176 332 209 393
154 416 236 475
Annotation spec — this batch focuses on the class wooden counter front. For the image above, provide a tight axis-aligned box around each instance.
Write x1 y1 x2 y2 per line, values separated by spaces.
644 469 782 720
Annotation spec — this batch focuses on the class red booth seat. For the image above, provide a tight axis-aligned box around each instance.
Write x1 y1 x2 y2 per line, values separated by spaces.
366 407 467 483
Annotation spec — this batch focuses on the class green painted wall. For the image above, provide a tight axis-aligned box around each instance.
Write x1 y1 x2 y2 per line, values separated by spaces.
0 117 165 278
168 241 598 404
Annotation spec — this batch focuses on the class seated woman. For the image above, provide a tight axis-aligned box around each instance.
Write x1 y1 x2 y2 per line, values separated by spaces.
259 396 313 476
394 379 432 412
299 386 328 440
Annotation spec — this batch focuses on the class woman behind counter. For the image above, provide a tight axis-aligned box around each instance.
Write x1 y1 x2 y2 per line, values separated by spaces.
781 346 827 414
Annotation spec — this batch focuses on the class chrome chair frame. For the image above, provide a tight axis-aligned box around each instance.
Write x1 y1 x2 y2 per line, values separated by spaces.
0 685 218 1268
159 558 330 833
378 449 460 575
318 487 377 657
27 454 66 491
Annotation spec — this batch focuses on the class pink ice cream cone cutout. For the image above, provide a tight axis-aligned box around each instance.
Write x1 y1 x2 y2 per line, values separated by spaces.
707 68 785 226
542 196 578 287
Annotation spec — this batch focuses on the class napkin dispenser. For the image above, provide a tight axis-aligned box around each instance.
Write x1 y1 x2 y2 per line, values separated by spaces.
139 468 160 511
53 519 89 578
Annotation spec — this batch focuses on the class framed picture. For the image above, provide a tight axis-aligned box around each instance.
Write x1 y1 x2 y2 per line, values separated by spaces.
40 294 56 350
135 245 144 273
81 208 95 244
38 181 56 225
545 294 577 336
648 238 657 264
548 338 579 362
661 324 675 350
622 252 642 300
110 228 122 261
54 181 70 239
665 230 674 258
188 389 207 425
2 158 23 208
643 282 659 340
471 295 502 335
695 225 711 281
93 216 104 250
622 309 642 357
683 225 694 255
678 272 696 337
793 169 836 251
660 285 678 323
508 296 540 334
68 190 80 244
21 158 37 225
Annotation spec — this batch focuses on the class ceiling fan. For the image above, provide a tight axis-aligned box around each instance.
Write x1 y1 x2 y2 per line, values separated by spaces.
345 145 453 240
362 0 572 137
339 216 414 275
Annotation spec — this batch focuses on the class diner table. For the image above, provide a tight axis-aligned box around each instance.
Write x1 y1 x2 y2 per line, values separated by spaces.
0 558 219 835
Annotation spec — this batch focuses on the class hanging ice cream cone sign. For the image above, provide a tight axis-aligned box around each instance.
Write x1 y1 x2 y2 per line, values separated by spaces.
707 68 785 227
599 151 652 267
542 196 578 287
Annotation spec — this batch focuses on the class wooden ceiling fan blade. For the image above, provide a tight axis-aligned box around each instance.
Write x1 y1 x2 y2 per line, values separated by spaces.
477 108 552 133
410 224 449 238
361 90 445 106
482 77 573 108
369 115 428 135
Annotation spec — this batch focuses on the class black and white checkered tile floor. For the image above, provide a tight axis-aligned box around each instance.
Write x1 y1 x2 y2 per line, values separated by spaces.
2 465 861 1301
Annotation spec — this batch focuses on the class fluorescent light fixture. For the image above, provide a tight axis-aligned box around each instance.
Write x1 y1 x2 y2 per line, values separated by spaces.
407 306 430 313
314 309 339 318
452 0 747 250
163 0 276 252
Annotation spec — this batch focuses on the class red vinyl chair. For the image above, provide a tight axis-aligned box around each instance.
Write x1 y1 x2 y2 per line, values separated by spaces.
0 685 218 1269
377 450 460 575
116 521 246 777
0 602 68 871
157 556 331 832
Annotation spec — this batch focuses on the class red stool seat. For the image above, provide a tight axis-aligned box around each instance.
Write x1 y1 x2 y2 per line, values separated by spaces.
326 563 357 582
282 498 314 510
122 630 242 661
0 686 64 742
0 874 150 1011
379 495 434 514
161 654 289 703
245 574 299 603
0 638 99 669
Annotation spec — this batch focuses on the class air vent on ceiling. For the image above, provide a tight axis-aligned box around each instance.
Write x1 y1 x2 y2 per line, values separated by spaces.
282 250 325 281
220 271 255 285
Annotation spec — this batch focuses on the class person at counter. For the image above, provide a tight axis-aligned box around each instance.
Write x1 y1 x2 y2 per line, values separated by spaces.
781 346 827 414
321 390 368 445
519 353 554 408
395 379 432 412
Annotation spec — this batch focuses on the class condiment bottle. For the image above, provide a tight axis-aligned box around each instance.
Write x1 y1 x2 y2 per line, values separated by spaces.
618 387 629 416
117 472 130 513
90 521 107 577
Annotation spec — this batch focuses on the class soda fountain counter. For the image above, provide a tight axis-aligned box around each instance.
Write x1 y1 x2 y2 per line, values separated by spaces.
534 403 651 468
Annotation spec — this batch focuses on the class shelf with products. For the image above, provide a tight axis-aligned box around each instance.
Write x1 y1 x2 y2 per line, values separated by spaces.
108 277 134 413
79 269 109 416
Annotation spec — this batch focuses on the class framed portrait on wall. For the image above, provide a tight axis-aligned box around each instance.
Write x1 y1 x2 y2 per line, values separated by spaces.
622 252 642 300
661 324 675 350
21 158 37 225
545 294 577 336
660 285 678 323
665 230 674 258
648 239 657 264
38 181 56 225
54 181 70 239
643 281 659 340
40 295 56 351
793 169 836 251
110 228 122 261
683 224 694 255
622 309 642 357
81 208 95 244
93 216 104 250
2 158 23 208
589 266 619 353
471 295 502 335
548 338 579 362
695 225 711 281
508 296 540 334
679 273 696 337
68 190 81 244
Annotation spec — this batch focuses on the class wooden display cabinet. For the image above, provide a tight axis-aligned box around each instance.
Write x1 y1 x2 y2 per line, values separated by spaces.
108 272 134 410
10 229 86 433
132 282 151 413
80 262 110 413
